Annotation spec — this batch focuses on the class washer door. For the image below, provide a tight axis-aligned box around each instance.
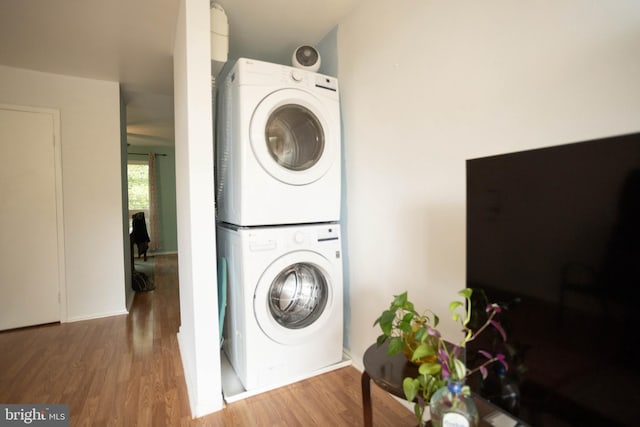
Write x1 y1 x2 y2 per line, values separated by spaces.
250 88 336 185
254 250 335 345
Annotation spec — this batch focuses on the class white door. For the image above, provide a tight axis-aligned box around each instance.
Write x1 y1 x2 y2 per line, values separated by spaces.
0 107 61 331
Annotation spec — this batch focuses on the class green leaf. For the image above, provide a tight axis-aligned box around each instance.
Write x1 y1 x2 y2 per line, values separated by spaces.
412 342 436 361
452 358 467 380
376 334 387 347
449 301 463 312
399 323 413 335
459 288 473 299
377 310 396 335
414 327 427 343
392 292 408 308
404 300 415 312
399 315 413 334
423 374 445 401
403 377 419 402
418 362 441 376
413 403 423 424
387 337 404 355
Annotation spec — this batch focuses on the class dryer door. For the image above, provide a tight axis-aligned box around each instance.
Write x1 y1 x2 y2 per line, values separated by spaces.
254 250 336 345
250 88 337 185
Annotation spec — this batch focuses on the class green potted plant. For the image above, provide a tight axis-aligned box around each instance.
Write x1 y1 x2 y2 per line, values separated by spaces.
374 289 507 426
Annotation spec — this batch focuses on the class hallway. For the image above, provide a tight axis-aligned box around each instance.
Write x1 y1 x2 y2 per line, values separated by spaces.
0 254 415 426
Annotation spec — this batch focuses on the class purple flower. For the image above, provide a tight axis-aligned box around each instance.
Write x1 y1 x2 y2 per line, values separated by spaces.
452 345 461 359
486 303 502 314
480 365 488 379
477 350 492 360
427 327 441 338
441 362 450 378
496 353 508 370
490 320 507 341
437 348 450 378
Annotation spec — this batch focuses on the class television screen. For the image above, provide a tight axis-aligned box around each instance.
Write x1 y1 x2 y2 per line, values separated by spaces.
466 132 640 426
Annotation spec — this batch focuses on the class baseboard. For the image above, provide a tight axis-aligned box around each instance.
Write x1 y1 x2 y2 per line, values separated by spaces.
148 250 178 256
65 309 128 323
343 347 363 371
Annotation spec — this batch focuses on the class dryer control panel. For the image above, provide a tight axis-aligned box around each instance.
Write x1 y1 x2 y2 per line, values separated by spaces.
317 226 339 242
315 75 337 92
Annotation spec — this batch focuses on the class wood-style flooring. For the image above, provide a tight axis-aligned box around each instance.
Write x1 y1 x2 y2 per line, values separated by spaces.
0 254 416 426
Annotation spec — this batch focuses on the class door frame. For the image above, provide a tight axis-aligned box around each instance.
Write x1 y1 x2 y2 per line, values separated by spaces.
1 103 67 323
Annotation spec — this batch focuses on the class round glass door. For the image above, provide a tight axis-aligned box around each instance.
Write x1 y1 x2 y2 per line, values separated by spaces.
268 263 328 329
250 88 337 186
265 105 325 171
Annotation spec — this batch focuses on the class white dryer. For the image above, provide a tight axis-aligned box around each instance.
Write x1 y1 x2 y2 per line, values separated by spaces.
217 222 343 391
216 58 341 226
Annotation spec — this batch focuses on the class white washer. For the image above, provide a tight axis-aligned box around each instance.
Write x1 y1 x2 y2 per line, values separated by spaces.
217 222 343 391
216 57 341 226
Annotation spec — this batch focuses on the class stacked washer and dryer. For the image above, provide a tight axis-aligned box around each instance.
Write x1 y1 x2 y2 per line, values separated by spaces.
215 52 344 393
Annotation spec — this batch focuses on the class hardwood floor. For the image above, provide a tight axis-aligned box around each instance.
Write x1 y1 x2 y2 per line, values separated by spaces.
0 254 416 426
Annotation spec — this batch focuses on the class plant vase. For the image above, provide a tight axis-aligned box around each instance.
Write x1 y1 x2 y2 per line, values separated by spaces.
429 379 478 427
402 333 439 366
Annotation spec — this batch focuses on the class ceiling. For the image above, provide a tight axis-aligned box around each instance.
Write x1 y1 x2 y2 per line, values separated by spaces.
0 0 361 147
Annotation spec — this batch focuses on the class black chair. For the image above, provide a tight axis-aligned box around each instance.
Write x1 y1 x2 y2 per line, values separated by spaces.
131 212 150 261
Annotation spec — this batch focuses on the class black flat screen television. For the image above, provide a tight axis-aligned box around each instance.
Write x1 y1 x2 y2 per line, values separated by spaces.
465 132 640 426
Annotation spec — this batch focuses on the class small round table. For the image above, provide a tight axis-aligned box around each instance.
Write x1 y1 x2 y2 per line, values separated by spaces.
361 341 419 426
361 341 513 427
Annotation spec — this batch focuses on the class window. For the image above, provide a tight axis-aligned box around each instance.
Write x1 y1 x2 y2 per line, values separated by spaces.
127 161 149 232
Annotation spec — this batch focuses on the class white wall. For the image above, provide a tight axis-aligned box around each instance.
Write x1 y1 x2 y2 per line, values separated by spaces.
337 0 640 366
0 65 126 321
120 89 135 311
174 0 223 417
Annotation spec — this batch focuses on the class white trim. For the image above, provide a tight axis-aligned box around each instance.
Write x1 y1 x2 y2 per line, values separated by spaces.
148 250 178 256
343 347 361 371
0 103 67 324
66 309 128 322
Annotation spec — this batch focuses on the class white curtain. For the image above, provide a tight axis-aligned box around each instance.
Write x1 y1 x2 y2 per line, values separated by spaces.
148 152 161 251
